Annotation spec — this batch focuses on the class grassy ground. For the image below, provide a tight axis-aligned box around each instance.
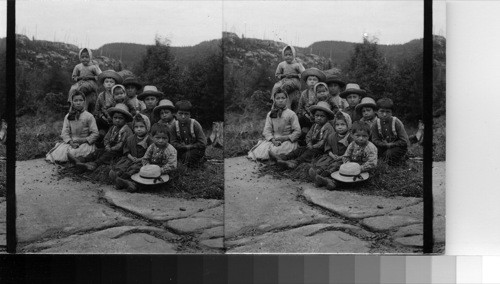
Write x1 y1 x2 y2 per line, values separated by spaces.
16 114 224 200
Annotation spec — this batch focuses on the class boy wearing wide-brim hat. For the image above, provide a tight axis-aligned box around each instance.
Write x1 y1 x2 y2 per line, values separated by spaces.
324 68 348 110
296 68 327 132
138 85 164 124
76 103 134 171
355 96 379 130
272 101 334 169
151 99 177 135
339 83 366 123
94 70 124 133
123 76 146 113
169 100 207 167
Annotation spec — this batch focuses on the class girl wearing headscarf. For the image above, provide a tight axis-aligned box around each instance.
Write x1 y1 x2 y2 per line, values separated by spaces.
68 48 102 113
271 45 305 111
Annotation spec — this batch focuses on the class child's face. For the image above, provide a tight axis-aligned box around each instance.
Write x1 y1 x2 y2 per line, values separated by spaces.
134 122 147 137
353 130 369 146
346 94 361 107
316 86 329 101
335 120 348 134
378 108 393 121
313 110 328 125
72 95 85 110
113 88 127 103
361 107 376 120
274 93 287 108
80 52 90 66
153 133 169 148
177 110 191 123
283 49 293 63
160 109 174 122
126 85 138 98
306 76 319 88
112 113 126 127
103 78 116 91
144 96 158 109
328 83 342 96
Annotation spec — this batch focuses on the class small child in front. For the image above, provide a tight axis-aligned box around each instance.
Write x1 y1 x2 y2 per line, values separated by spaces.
77 103 133 171
271 45 305 110
342 121 378 172
273 101 335 169
309 112 353 190
370 98 410 165
110 113 153 190
339 83 366 123
68 48 102 113
169 100 207 167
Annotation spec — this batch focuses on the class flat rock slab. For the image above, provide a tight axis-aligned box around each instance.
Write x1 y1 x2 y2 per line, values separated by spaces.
16 159 134 243
103 188 223 221
361 215 422 232
394 235 423 248
167 218 223 234
228 224 371 253
225 157 332 238
200 238 224 249
433 162 446 244
23 226 177 253
394 224 423 238
302 186 422 219
199 226 224 240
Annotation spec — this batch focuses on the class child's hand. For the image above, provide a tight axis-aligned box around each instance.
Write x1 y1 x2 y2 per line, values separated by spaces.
328 152 339 160
272 140 281 147
342 157 350 163
70 141 79 149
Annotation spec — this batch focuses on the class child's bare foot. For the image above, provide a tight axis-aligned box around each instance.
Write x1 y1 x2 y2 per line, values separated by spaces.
116 177 137 192
308 167 317 180
109 170 117 180
326 179 337 191
285 160 298 169
315 175 328 187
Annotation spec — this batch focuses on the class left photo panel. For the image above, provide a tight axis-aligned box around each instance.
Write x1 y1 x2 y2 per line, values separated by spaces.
14 0 224 253
0 0 6 252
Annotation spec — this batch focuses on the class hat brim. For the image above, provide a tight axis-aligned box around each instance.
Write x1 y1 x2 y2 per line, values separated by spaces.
309 105 335 119
331 171 369 183
98 71 123 85
339 89 366 99
301 69 326 83
325 78 346 87
153 105 176 117
355 102 378 113
131 173 170 185
137 91 164 100
107 107 133 122
123 81 143 89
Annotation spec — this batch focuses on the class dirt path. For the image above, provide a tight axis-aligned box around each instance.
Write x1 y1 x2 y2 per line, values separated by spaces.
224 156 445 253
15 159 223 253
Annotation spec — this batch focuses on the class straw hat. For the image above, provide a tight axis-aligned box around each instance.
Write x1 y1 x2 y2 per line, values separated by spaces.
107 103 133 122
122 76 143 90
308 101 335 120
98 70 123 85
301 68 326 83
355 97 378 113
131 165 169 185
331 162 369 183
153 99 176 117
323 69 346 87
137 85 164 100
339 83 366 99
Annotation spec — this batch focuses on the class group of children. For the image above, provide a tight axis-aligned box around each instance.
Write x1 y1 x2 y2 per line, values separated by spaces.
248 45 411 190
46 48 207 192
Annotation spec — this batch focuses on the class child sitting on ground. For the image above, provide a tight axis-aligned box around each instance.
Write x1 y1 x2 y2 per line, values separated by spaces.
355 97 379 130
339 83 366 123
109 113 153 190
271 45 305 110
138 85 163 124
77 103 133 171
46 91 99 164
343 121 378 172
94 70 123 133
272 101 335 169
68 48 102 113
296 68 327 133
151 99 177 134
248 89 301 161
122 76 146 113
111 85 138 116
169 100 207 167
324 69 348 110
371 98 410 165
309 112 353 190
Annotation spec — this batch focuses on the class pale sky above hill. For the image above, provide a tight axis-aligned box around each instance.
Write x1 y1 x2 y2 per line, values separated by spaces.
2 0 445 47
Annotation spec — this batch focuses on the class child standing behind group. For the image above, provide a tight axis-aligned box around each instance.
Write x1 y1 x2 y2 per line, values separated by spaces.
271 45 305 110
68 48 102 113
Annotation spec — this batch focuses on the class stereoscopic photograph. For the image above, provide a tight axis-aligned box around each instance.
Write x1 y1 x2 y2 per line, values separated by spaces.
224 0 446 253
13 0 223 253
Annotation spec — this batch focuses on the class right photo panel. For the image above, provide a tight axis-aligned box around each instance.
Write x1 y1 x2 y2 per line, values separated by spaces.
224 0 446 253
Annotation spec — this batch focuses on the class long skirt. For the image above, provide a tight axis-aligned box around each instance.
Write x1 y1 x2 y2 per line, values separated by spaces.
311 154 344 176
247 139 298 161
46 142 96 163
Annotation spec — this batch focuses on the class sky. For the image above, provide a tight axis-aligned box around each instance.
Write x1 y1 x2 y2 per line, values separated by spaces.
1 0 446 47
